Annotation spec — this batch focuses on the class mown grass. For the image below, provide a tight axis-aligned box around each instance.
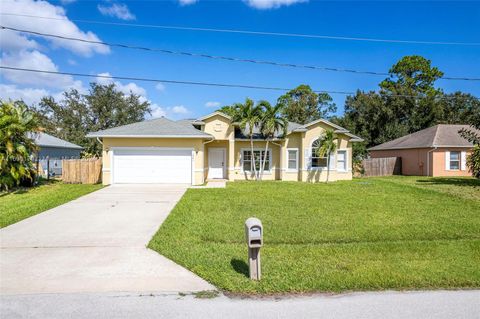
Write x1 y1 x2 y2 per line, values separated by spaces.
149 176 480 294
0 180 103 228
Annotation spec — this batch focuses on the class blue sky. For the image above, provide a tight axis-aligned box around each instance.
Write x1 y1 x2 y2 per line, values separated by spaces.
1 0 479 120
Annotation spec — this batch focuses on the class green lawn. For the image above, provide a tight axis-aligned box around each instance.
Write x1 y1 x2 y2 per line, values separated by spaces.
0 180 103 228
148 176 480 294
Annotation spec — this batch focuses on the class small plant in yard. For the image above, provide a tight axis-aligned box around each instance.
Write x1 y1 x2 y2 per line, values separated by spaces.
315 129 337 183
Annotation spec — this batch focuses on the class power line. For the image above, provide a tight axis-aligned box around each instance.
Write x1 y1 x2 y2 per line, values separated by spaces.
0 65 351 94
2 25 479 81
1 66 477 100
1 12 480 46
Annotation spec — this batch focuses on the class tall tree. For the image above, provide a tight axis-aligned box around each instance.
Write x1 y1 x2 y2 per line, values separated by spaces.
231 98 262 180
315 129 337 183
338 55 480 161
258 101 287 180
0 101 41 190
36 83 150 156
277 84 336 124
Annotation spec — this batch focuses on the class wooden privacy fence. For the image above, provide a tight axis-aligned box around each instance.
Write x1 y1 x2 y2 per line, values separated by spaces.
62 158 102 184
362 157 402 177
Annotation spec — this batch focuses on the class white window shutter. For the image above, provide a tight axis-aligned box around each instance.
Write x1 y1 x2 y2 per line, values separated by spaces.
304 148 311 169
445 151 450 170
329 153 335 169
461 151 467 171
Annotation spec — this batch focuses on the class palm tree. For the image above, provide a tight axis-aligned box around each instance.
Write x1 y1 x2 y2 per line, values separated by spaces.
258 101 287 180
315 129 337 183
0 101 41 190
231 98 262 180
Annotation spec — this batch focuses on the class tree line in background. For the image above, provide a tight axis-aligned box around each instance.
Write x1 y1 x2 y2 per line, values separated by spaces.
1 55 479 189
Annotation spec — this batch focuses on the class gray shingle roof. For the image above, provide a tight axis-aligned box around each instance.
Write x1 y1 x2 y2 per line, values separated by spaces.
87 117 212 138
31 132 83 149
368 124 476 151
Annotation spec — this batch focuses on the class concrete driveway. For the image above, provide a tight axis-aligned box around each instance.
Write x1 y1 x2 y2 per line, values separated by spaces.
0 184 214 295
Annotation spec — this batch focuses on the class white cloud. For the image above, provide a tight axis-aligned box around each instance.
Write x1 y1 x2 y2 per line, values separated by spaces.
178 0 198 6
205 101 221 108
244 0 307 9
0 84 50 106
0 30 39 52
155 83 166 92
98 3 136 20
1 0 109 56
67 59 77 66
1 50 81 89
170 105 189 114
150 103 167 118
96 72 146 96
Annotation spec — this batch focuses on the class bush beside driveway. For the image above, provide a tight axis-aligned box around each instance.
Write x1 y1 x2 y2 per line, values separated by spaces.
0 180 103 228
149 177 480 294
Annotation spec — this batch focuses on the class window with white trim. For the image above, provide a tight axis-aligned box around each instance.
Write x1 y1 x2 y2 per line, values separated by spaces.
242 150 270 172
287 149 298 170
337 150 347 171
449 151 460 170
311 139 327 168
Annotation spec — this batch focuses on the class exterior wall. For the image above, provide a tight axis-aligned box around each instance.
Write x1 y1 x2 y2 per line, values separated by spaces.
233 141 281 180
369 147 472 177
300 123 353 182
99 117 356 184
101 137 206 185
204 140 229 180
370 148 430 176
431 148 471 177
202 114 234 140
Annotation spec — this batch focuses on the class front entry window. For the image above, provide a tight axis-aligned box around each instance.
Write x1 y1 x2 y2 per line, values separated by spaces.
242 150 270 172
311 139 327 168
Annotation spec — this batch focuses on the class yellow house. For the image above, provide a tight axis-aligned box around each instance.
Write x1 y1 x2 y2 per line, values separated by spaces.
87 112 363 185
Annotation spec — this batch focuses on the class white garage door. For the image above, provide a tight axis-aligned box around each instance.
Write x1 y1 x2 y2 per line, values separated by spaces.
112 148 192 184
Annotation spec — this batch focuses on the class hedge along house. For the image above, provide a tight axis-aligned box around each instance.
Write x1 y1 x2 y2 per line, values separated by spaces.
368 124 476 177
87 112 363 185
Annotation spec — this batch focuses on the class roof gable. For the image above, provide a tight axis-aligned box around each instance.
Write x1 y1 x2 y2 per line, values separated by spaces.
196 111 232 122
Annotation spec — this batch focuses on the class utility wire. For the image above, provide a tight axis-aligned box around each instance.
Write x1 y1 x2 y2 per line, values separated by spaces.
1 25 479 81
1 66 477 100
1 12 480 46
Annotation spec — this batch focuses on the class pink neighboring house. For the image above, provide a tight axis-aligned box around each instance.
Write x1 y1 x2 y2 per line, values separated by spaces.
368 124 477 177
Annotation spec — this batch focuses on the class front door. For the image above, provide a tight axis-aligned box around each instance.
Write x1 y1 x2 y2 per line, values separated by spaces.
208 148 225 179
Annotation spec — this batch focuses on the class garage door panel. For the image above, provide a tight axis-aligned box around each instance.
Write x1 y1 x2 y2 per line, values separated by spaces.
113 149 192 184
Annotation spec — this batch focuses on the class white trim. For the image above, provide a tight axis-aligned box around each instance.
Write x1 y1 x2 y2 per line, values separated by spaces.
448 150 461 171
208 147 226 179
286 148 299 172
102 168 111 172
240 148 273 173
197 111 232 121
308 138 328 169
110 147 195 151
336 149 348 172
301 118 344 130
445 151 450 170
194 168 204 172
88 135 211 139
461 151 467 171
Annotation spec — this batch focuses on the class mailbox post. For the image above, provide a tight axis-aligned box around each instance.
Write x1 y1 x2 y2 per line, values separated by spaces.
245 217 263 281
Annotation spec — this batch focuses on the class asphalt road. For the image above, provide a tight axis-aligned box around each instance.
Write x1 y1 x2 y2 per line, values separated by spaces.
2 290 479 319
